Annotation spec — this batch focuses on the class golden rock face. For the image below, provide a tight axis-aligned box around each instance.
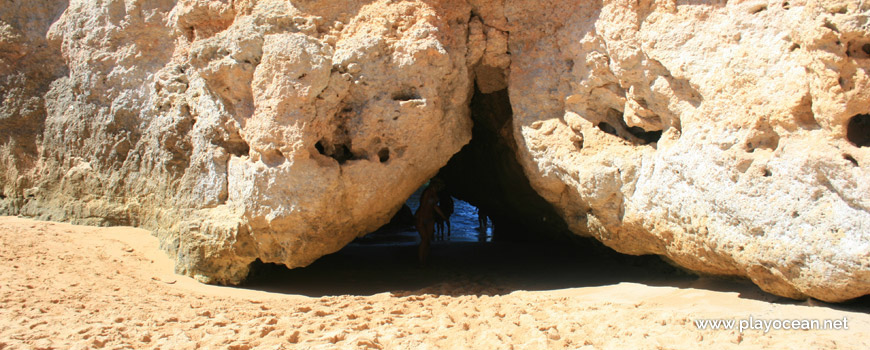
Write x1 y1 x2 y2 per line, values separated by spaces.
1 0 869 301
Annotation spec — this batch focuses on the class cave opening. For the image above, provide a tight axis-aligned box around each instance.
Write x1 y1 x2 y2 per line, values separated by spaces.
847 114 870 147
357 85 591 247
436 87 579 244
242 85 688 297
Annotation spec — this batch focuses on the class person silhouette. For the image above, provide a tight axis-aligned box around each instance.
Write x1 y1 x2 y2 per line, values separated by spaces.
477 207 492 242
414 179 447 264
435 190 454 240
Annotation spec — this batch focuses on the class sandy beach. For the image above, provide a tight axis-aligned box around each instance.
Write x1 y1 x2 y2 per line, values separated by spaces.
1 215 868 349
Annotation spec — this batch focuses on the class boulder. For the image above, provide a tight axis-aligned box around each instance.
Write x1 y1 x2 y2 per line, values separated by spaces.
505 0 870 302
0 0 472 283
1 0 869 301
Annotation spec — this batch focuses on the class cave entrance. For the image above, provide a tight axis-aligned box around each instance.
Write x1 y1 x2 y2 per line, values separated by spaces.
239 86 687 297
358 85 583 246
385 184 495 244
435 87 576 244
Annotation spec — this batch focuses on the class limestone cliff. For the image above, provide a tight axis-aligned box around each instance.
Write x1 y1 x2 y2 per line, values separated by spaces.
1 0 869 302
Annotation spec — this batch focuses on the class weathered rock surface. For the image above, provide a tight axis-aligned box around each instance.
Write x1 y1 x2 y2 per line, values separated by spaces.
1 0 869 301
1 0 474 283
505 0 870 302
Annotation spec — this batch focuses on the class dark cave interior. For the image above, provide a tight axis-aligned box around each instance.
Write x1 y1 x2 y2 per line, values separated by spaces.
242 86 690 297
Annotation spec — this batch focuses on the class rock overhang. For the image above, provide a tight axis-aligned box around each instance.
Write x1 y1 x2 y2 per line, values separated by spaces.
0 0 868 302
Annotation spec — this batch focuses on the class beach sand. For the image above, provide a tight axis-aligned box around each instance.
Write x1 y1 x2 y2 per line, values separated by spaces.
1 216 868 349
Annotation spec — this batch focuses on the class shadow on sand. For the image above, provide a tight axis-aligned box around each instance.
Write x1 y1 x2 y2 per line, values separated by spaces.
236 233 868 310
242 239 681 297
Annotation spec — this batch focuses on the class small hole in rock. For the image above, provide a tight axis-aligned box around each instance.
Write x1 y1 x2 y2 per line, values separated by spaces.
627 126 662 144
335 144 353 164
229 142 250 157
847 114 870 147
392 89 420 101
843 154 859 167
315 139 362 164
596 122 618 137
782 1 790 9
378 148 390 163
217 133 250 157
790 43 800 51
762 168 772 177
846 40 870 58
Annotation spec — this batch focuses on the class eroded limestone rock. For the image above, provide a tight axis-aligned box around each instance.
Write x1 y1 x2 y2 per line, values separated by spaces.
1 0 473 283
1 0 869 301
506 0 870 302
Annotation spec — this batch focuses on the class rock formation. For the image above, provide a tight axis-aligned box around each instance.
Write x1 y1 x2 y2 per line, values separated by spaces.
1 0 474 283
506 0 870 302
1 0 869 302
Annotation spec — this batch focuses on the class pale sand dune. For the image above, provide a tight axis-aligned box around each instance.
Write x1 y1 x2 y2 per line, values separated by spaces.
1 216 868 349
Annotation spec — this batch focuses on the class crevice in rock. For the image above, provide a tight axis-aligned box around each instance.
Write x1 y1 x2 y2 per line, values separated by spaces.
628 126 663 144
392 88 420 101
315 140 351 164
216 129 250 157
823 20 839 33
224 140 250 157
315 139 365 165
314 106 370 164
844 154 859 167
847 114 870 147
437 85 578 243
598 109 662 145
792 92 820 130
597 122 618 137
847 39 870 59
838 74 855 91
